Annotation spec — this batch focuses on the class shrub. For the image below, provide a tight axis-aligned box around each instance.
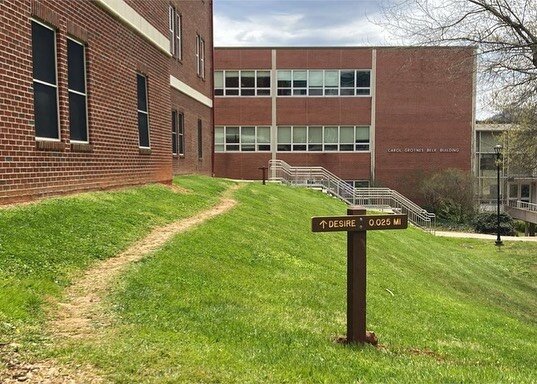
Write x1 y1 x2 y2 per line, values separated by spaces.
473 212 516 236
420 169 476 224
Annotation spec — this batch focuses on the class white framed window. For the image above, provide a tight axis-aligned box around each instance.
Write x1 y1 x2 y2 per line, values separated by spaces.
277 125 370 152
276 69 371 97
137 74 150 148
169 5 182 60
215 126 271 152
32 19 60 141
214 70 271 97
196 35 205 79
67 37 88 143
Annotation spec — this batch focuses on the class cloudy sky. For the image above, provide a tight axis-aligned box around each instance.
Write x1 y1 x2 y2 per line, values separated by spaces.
213 0 395 47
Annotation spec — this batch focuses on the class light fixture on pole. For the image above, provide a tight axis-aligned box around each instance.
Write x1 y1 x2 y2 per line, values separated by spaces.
494 144 503 247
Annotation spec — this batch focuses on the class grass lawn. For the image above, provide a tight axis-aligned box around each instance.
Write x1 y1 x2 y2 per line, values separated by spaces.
43 181 537 383
0 176 232 343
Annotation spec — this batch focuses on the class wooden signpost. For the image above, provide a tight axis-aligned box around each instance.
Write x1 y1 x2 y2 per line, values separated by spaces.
311 207 408 344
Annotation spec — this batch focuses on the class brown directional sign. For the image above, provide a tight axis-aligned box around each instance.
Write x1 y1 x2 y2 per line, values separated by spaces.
311 214 407 232
311 208 409 345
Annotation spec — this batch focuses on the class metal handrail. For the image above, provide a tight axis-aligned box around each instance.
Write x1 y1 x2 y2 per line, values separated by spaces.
269 159 436 233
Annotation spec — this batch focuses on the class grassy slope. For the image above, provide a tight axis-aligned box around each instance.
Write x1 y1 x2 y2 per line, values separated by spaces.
55 182 537 383
0 176 232 341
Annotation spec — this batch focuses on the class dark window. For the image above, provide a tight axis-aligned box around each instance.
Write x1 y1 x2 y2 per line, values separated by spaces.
172 111 178 155
197 119 203 159
137 74 150 148
68 38 88 142
32 20 59 139
178 112 184 155
172 111 184 156
356 71 370 88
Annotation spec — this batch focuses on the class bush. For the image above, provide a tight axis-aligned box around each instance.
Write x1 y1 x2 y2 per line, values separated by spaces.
421 169 476 224
473 212 516 236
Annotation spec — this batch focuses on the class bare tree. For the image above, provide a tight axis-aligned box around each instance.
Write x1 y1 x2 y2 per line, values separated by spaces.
379 0 537 109
504 106 537 176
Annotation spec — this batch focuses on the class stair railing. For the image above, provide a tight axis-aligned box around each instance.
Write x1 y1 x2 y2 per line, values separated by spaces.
269 159 436 233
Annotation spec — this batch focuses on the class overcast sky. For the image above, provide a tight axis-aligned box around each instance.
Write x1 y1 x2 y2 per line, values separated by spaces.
213 0 394 47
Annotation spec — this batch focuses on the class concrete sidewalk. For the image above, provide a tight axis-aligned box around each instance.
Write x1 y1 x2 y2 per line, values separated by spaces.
435 231 537 242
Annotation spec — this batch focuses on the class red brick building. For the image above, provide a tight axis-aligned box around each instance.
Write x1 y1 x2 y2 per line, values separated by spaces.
0 0 213 204
213 47 476 202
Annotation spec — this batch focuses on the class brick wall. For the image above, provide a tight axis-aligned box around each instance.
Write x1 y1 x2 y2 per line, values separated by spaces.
0 0 214 204
213 47 474 203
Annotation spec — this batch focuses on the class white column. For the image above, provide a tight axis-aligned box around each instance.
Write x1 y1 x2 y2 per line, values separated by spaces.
271 49 277 179
370 49 377 184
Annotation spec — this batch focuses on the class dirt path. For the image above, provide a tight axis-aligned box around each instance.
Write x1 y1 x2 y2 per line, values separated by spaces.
0 183 240 383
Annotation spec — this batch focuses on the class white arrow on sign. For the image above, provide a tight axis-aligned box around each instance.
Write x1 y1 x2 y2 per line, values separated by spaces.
320 220 327 228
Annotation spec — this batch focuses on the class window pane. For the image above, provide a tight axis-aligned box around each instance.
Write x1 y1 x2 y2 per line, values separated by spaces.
34 82 58 139
325 71 338 86
257 127 270 143
241 126 255 143
278 89 291 96
215 127 224 144
197 119 203 158
309 71 323 86
178 113 184 134
172 111 177 154
340 126 354 143
225 71 239 87
277 70 291 87
257 71 270 88
69 92 87 141
293 71 307 87
215 144 224 152
293 126 307 143
214 71 223 88
356 89 370 96
241 71 255 88
138 112 149 147
340 70 354 87
32 22 56 84
309 88 323 96
241 89 255 96
257 89 270 96
356 71 370 87
226 126 239 143
355 126 369 141
67 39 85 93
172 132 177 154
340 89 354 96
278 144 291 151
258 144 270 151
137 74 147 112
324 126 338 143
225 89 239 96
293 89 307 96
479 132 500 152
278 126 291 143
325 88 338 96
215 89 224 96
308 126 322 143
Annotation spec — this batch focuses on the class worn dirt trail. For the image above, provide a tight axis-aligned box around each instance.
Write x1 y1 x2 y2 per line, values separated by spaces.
0 183 240 383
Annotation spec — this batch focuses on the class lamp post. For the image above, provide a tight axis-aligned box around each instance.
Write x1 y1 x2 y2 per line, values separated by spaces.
494 144 503 246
